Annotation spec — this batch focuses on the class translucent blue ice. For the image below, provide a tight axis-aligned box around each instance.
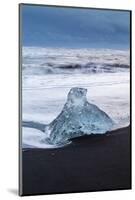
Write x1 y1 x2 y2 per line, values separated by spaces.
45 87 114 144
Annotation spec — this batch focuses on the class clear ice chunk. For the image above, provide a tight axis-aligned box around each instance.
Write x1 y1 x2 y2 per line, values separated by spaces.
45 87 114 144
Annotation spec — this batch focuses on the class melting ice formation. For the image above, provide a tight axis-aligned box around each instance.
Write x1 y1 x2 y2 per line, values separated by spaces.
44 87 114 145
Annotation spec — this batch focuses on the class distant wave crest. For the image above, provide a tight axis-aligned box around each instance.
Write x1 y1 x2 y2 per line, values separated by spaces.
22 47 130 75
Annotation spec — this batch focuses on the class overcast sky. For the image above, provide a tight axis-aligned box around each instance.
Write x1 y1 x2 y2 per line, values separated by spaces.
21 5 130 49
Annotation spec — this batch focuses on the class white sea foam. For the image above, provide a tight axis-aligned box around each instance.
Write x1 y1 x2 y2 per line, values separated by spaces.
22 127 58 148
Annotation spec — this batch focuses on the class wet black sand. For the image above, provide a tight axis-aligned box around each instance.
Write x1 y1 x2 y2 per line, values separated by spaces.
21 126 131 196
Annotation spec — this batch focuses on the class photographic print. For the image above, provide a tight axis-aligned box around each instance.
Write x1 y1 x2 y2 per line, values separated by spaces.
19 4 131 196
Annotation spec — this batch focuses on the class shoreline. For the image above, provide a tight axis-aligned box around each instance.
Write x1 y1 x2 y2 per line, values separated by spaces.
21 125 131 195
22 125 130 150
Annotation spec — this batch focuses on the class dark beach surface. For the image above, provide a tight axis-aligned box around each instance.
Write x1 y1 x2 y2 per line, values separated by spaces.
21 126 131 196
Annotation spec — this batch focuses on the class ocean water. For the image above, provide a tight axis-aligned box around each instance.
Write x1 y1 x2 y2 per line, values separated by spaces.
22 47 130 148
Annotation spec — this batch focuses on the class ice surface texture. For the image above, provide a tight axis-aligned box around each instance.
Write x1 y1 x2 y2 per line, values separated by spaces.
46 87 114 144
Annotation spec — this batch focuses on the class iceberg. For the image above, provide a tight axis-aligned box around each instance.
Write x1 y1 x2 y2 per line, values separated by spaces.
45 87 114 144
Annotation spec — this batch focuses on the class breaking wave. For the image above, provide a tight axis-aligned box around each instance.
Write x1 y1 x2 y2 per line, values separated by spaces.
22 47 130 75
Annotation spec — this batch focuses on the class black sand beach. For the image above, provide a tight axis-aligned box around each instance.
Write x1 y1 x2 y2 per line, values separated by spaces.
21 126 131 196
